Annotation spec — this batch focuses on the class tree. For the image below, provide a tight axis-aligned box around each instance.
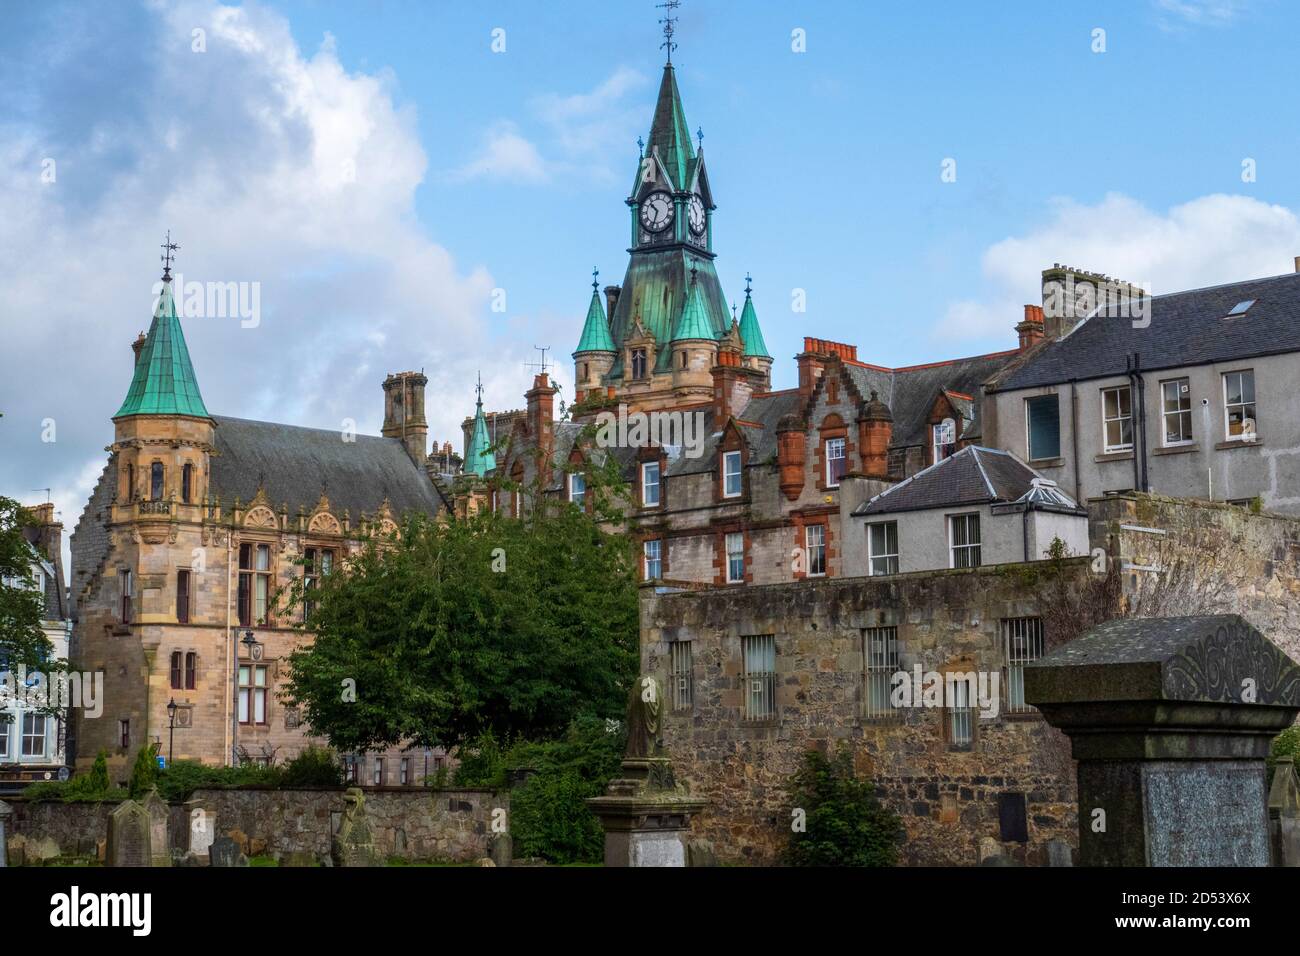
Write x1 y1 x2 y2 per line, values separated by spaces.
281 500 639 754
785 745 902 867
0 496 56 720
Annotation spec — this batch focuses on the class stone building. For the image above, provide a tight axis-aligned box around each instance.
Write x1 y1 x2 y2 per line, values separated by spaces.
0 503 72 788
467 54 1039 590
984 262 1300 513
70 268 449 783
640 489 1300 865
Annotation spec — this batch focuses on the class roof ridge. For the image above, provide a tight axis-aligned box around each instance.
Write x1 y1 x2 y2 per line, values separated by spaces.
970 447 997 499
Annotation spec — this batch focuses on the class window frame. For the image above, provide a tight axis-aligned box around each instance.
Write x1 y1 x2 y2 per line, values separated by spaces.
643 538 662 580
1100 384 1134 453
948 513 982 569
1025 393 1061 462
21 713 47 758
932 418 956 464
824 436 846 488
805 523 827 577
670 640 693 711
1003 617 1044 715
119 569 133 624
862 626 900 720
0 717 8 758
185 651 197 691
1160 377 1193 446
170 651 183 690
1222 369 1257 441
238 664 269 726
181 463 194 503
741 634 777 722
641 460 661 507
867 521 899 576
725 531 745 584
722 450 743 498
176 568 191 624
568 472 586 506
150 460 164 500
945 674 976 751
237 542 273 628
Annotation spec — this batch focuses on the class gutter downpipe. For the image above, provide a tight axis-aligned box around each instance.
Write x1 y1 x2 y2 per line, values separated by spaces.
1069 379 1081 505
1125 356 1141 493
1135 352 1149 492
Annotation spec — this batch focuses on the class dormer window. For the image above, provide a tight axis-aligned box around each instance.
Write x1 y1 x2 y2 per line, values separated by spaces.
722 450 742 498
569 473 587 506
631 349 648 380
932 419 956 463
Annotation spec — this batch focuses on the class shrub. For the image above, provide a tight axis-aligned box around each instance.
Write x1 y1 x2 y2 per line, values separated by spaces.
128 742 159 799
1269 725 1300 787
510 769 605 864
25 750 123 803
785 745 901 867
281 746 344 788
452 730 508 789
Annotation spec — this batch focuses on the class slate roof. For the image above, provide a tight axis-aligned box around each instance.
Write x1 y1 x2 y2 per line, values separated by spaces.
994 271 1300 392
853 446 1078 516
845 350 1018 447
209 416 443 519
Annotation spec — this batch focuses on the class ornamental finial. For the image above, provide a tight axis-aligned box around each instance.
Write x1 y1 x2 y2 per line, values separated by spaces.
592 266 599 292
657 0 680 62
160 230 180 282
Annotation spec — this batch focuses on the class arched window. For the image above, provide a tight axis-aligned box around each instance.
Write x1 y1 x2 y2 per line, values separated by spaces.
632 349 647 379
150 461 164 500
182 463 194 503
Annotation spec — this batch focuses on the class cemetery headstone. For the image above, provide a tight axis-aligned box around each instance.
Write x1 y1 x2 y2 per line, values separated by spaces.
209 835 248 867
141 789 171 867
106 800 152 867
331 787 381 867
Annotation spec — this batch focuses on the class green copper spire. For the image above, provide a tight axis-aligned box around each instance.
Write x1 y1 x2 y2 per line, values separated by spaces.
671 262 714 342
575 268 615 354
114 266 211 420
738 273 770 358
632 63 695 193
465 374 494 478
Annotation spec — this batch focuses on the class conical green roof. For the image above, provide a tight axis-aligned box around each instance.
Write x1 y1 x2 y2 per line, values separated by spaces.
630 64 696 194
114 281 211 419
738 290 770 358
465 390 494 478
575 287 615 354
672 273 714 342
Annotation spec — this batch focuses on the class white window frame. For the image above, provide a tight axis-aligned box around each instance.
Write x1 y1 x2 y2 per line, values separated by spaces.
805 523 826 577
670 641 693 711
947 676 975 750
373 758 384 786
825 437 846 488
725 532 745 584
722 450 742 498
742 635 776 721
641 460 661 507
949 513 981 569
1160 377 1193 447
867 521 899 576
1003 617 1045 714
932 418 956 463
568 472 586 505
0 717 9 758
643 539 662 580
1101 385 1133 453
862 626 900 720
21 713 47 758
1222 369 1257 441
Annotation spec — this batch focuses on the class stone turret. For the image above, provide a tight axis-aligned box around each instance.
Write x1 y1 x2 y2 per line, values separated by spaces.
381 371 429 466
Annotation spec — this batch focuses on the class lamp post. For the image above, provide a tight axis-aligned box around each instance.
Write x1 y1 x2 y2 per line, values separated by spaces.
166 698 177 768
232 628 259 766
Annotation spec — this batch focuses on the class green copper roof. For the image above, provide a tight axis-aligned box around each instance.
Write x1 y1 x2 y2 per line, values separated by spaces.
609 250 728 373
575 287 615 354
738 291 770 358
672 274 714 342
465 395 494 478
114 281 211 419
631 64 696 193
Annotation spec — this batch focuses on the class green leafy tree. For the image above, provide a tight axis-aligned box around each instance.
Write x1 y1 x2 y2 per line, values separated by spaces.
0 496 56 694
129 741 159 799
785 745 902 867
281 495 638 753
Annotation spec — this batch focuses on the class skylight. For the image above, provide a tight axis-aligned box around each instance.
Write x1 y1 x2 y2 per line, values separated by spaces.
1226 299 1256 317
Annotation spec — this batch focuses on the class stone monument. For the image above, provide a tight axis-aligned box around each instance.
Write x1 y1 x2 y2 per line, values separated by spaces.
209 834 249 867
106 800 152 867
587 675 707 867
1268 756 1300 866
1026 614 1300 866
331 787 381 867
141 789 171 867
0 799 9 868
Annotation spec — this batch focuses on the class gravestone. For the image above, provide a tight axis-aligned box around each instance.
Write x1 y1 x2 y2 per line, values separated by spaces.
0 799 9 869
141 789 171 867
1046 839 1074 867
209 835 249 867
489 832 512 868
1026 614 1300 867
331 787 381 867
186 800 214 863
1268 756 1300 866
106 800 152 867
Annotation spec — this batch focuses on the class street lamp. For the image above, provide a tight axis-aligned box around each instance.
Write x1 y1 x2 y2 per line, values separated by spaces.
166 698 177 768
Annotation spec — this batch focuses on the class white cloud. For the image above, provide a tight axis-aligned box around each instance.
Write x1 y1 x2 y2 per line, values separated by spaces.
1154 0 1248 28
937 192 1300 340
452 121 550 183
0 0 558 532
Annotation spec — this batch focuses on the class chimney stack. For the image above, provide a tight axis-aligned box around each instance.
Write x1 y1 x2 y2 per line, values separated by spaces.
1293 256 1299 274
526 372 558 464
382 371 429 466
857 391 893 480
132 331 146 362
1016 304 1046 350
604 285 621 325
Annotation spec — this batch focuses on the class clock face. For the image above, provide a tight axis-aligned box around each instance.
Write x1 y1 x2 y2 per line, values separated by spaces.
688 194 706 236
640 191 674 232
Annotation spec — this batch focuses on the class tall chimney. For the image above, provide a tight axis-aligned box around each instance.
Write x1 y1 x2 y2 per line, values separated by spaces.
603 286 621 327
1016 304 1046 350
526 372 558 465
382 371 429 466
131 331 146 362
1293 256 1299 274
857 391 893 480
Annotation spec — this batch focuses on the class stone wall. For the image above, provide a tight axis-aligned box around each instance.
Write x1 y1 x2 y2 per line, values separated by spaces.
640 560 1092 866
1091 492 1300 662
2 787 505 865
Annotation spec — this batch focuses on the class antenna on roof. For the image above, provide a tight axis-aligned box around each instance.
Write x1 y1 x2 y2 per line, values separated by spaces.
525 346 551 377
30 488 51 504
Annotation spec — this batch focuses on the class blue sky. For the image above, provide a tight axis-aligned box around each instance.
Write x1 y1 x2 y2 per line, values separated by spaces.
4 0 1300 539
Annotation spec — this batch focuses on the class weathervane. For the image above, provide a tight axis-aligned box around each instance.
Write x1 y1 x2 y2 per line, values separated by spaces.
696 126 703 151
475 371 484 406
744 272 753 296
160 230 180 282
657 0 680 62
592 266 600 292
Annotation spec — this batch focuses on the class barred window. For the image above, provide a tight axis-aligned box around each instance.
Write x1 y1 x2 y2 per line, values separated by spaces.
742 635 776 721
946 675 975 751
1003 617 1044 713
862 627 899 719
670 641 693 710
